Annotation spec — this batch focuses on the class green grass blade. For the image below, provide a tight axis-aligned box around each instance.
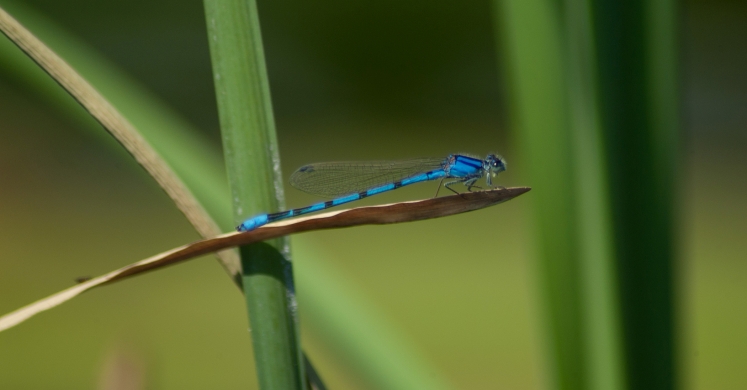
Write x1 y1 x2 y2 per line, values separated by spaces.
494 0 625 389
203 0 304 388
563 0 625 389
0 1 241 281
496 0 678 388
0 1 233 231
296 253 453 390
495 1 586 388
593 1 679 388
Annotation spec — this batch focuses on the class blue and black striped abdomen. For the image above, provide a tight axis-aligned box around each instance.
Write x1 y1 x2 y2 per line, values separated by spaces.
236 168 448 232
284 168 447 217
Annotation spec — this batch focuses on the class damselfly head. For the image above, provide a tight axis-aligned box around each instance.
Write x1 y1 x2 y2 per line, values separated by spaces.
485 154 507 174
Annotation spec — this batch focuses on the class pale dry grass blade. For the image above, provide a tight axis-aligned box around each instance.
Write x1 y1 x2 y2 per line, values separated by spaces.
0 5 240 279
0 188 530 332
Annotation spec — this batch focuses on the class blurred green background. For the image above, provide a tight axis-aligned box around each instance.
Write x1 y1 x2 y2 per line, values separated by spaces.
0 0 745 389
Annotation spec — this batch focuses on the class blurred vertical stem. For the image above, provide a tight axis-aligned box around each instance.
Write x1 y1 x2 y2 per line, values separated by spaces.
496 0 677 389
593 1 679 389
563 0 625 389
495 1 585 388
203 0 305 389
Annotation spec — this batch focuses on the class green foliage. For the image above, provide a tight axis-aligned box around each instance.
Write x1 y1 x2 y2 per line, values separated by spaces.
495 0 677 389
0 0 682 388
203 0 304 388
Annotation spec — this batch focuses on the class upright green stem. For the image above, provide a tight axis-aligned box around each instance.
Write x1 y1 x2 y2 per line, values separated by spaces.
203 0 304 388
496 0 677 389
563 1 625 389
495 2 586 388
593 1 679 388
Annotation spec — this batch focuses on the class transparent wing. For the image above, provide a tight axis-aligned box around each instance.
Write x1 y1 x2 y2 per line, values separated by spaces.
289 157 447 198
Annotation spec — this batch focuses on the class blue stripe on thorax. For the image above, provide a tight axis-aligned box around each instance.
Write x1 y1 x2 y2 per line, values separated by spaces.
448 155 483 178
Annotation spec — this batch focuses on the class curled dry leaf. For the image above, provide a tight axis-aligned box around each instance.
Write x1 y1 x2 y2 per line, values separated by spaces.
0 187 529 332
0 5 240 279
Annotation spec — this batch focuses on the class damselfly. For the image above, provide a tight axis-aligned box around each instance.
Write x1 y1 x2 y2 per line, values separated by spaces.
236 153 507 232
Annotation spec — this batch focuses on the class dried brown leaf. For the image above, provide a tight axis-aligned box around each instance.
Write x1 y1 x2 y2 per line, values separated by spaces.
0 187 529 331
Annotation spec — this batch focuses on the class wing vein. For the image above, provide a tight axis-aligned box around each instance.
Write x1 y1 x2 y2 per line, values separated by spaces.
289 157 446 197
